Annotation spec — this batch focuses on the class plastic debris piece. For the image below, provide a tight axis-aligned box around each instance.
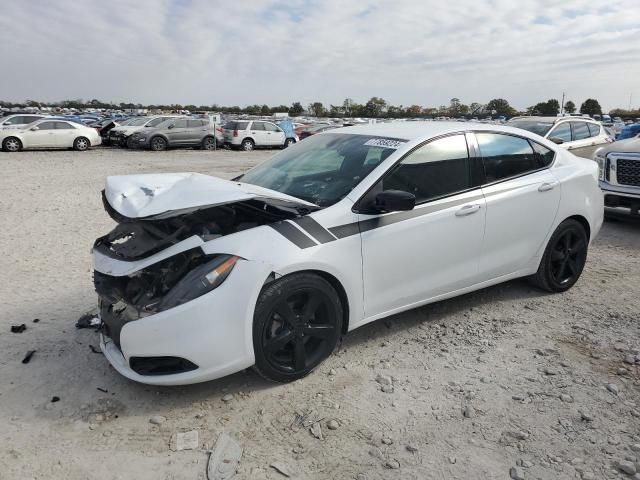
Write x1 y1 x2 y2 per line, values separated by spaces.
170 430 199 451
22 350 36 364
207 433 243 480
11 324 27 333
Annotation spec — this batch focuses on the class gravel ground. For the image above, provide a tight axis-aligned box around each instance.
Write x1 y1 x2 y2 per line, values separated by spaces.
0 147 639 480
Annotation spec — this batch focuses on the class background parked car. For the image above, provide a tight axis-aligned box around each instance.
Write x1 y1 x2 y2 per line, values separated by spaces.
222 120 297 151
594 136 640 215
1 119 101 152
110 115 184 147
299 124 338 140
508 116 611 159
0 114 48 130
129 117 219 151
617 123 640 140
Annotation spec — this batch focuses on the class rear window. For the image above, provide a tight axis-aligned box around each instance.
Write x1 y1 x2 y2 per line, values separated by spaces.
587 123 601 137
571 122 590 141
223 121 249 130
507 119 554 137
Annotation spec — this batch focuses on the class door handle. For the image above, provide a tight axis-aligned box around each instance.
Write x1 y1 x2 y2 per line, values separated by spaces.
567 146 575 150
455 204 481 216
538 181 559 192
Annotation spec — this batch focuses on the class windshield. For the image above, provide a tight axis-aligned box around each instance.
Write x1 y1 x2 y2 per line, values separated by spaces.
240 133 405 207
508 119 554 136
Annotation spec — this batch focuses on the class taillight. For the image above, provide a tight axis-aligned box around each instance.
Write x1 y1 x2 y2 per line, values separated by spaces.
216 127 222 134
233 129 238 137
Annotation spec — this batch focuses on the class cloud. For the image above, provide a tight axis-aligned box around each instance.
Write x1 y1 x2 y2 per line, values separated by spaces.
0 0 638 110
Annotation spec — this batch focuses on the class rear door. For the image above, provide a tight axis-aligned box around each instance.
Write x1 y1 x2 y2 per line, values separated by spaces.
567 121 595 158
53 121 77 147
164 119 189 145
25 121 58 148
475 132 560 278
249 121 268 146
186 119 208 144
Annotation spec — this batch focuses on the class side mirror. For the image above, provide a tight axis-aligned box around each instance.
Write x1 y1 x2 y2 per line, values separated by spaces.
167 124 175 129
375 190 415 212
30 126 39 131
549 137 564 145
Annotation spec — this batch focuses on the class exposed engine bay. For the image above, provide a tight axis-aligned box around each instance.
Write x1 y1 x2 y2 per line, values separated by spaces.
93 190 298 261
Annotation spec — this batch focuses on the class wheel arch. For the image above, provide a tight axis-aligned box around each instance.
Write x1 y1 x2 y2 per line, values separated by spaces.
264 268 351 335
565 214 591 240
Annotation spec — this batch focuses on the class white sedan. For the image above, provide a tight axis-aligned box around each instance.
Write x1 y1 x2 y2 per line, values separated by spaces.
1 119 101 152
92 122 603 385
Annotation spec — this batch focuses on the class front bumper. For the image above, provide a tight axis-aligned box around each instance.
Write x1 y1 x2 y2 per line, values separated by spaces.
601 181 640 213
97 258 270 385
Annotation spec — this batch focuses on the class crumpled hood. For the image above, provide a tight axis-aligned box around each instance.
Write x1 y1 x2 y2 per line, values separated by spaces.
105 172 318 219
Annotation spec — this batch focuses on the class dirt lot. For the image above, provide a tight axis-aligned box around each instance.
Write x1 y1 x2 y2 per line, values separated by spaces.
1 147 639 480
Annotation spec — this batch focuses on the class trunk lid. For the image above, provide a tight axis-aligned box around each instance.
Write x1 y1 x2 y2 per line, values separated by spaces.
105 172 318 219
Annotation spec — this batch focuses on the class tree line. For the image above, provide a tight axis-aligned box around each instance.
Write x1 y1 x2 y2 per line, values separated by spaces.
1 97 638 119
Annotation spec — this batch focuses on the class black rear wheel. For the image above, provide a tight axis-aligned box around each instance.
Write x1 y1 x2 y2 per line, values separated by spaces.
531 219 588 292
253 273 343 382
202 136 216 151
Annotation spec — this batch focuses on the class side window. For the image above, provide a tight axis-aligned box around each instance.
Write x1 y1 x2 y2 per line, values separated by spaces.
251 122 265 131
187 120 203 128
587 123 601 137
54 122 74 129
382 135 471 203
236 121 249 130
172 119 188 128
264 123 280 132
476 133 538 182
530 141 555 168
548 123 572 142
4 117 23 125
571 122 590 141
35 121 57 130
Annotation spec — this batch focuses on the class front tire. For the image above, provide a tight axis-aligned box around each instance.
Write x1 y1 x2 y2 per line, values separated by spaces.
73 137 90 151
253 273 343 383
2 137 22 152
284 138 295 148
241 138 255 151
531 219 588 293
150 136 167 151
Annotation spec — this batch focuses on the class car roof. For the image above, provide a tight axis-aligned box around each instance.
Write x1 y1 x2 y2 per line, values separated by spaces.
334 121 549 142
510 116 598 125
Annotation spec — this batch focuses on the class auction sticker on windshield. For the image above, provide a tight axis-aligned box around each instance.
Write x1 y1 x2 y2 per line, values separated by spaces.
363 138 407 149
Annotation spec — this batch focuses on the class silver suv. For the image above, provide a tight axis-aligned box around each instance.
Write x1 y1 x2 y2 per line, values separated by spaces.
222 120 296 151
508 116 611 159
595 137 640 215
129 118 219 151
0 114 48 130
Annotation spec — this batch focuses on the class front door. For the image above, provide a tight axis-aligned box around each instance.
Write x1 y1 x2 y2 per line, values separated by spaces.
360 134 486 320
264 122 285 146
25 121 58 148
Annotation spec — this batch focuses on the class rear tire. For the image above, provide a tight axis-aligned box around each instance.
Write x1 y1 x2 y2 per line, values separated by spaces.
150 136 167 151
73 137 90 151
531 219 588 293
253 273 343 383
241 138 255 151
284 138 295 148
2 137 22 152
202 136 216 151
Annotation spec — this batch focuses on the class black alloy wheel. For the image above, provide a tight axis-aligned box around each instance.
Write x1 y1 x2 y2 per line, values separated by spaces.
532 219 588 292
150 136 167 151
253 273 343 382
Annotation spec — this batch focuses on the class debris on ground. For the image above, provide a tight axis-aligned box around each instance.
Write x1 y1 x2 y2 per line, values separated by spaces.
11 324 27 333
32 318 40 323
149 415 167 425
269 462 293 477
89 345 101 354
96 387 108 393
21 350 36 364
170 430 199 451
76 312 100 329
309 422 323 440
51 396 60 403
207 433 242 480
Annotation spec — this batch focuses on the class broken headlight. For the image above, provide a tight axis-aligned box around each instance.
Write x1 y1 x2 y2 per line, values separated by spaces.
157 254 239 311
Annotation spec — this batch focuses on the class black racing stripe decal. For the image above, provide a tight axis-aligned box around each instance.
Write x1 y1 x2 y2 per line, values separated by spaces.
270 221 317 249
330 193 485 238
292 217 336 243
329 223 360 239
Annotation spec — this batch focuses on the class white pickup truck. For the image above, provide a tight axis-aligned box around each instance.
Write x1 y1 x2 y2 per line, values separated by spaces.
595 137 640 215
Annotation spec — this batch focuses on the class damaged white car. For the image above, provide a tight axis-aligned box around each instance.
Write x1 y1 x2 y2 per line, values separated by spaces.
93 123 603 385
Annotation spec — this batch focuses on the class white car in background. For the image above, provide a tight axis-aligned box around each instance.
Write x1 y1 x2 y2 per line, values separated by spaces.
222 120 297 150
1 119 101 152
0 114 49 130
92 122 603 385
508 116 611 159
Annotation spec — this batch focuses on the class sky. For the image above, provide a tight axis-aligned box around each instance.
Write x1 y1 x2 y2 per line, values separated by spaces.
0 0 638 111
